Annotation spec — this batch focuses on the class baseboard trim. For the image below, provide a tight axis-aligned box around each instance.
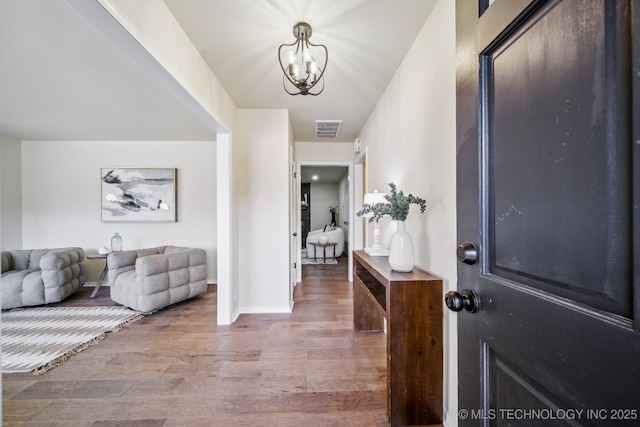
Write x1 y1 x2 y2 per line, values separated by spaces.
83 282 108 287
239 306 293 314
83 282 217 287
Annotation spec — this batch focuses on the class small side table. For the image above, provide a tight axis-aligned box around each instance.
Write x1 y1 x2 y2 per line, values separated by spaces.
86 253 108 298
308 242 338 263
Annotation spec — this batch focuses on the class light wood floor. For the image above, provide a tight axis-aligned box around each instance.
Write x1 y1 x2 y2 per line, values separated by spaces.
3 259 393 426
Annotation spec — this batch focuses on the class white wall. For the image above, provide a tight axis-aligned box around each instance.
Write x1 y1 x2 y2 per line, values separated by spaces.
92 0 238 324
338 174 350 246
0 135 23 250
295 142 353 162
235 109 291 313
20 140 217 283
357 0 458 425
310 183 340 231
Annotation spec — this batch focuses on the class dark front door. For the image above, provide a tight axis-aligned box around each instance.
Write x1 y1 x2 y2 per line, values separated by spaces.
454 0 639 425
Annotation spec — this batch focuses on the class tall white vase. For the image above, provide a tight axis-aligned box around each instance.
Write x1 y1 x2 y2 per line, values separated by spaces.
388 220 414 272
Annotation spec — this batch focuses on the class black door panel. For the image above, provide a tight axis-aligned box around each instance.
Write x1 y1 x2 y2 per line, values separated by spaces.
455 0 639 424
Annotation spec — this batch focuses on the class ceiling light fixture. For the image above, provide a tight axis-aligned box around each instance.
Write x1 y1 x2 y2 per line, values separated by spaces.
278 22 328 96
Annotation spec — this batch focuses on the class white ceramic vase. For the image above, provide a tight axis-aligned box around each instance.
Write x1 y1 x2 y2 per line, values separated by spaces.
388 220 414 272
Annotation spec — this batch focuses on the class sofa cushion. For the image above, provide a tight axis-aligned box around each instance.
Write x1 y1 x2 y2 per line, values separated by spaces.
3 248 52 271
137 247 163 257
28 249 50 270
1 251 11 273
11 250 32 271
163 245 188 254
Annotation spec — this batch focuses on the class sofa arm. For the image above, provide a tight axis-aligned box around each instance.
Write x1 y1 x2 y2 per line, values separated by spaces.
108 247 174 287
40 247 86 288
108 250 138 270
135 249 206 292
107 250 139 286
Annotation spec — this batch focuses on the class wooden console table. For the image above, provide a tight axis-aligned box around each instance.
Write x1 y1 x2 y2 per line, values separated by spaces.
352 250 443 426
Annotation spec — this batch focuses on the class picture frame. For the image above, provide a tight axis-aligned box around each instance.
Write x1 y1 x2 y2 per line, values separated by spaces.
101 168 177 222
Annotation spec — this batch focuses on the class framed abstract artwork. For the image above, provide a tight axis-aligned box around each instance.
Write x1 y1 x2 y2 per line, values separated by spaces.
101 168 177 222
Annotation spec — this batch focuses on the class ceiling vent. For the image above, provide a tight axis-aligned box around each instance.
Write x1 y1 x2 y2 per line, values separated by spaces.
315 120 343 139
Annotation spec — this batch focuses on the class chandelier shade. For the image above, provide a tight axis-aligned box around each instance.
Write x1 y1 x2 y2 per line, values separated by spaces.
278 22 328 96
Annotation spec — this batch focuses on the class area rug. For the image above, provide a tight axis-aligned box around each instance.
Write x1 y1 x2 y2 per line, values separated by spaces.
301 249 338 265
1 306 143 374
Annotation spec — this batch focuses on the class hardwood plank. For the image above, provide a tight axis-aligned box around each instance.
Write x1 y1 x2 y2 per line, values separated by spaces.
3 258 396 425
12 379 135 399
91 421 166 427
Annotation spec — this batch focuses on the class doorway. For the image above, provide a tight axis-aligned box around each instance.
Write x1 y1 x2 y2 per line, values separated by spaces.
296 163 353 282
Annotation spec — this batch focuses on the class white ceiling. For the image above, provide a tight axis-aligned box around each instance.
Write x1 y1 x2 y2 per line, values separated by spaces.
300 166 348 184
0 0 218 141
0 0 437 143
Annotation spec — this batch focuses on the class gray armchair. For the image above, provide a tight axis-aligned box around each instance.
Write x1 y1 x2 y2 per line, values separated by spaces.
108 245 207 312
1 247 86 309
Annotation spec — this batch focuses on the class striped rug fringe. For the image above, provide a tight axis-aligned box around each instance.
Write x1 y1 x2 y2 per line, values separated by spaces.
33 334 106 375
2 306 144 375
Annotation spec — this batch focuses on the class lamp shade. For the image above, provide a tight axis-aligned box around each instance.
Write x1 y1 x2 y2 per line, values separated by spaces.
363 191 387 208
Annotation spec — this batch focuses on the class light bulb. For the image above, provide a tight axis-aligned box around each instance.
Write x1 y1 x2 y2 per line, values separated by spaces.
287 50 296 65
302 48 312 63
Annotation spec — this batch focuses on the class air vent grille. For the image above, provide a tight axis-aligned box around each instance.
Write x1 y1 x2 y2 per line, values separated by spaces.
315 120 343 139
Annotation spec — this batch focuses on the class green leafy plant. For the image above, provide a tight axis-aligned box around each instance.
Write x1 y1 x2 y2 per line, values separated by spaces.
329 206 338 214
357 182 426 222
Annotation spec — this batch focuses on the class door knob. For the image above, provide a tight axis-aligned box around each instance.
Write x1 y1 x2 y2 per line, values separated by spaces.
445 290 479 313
457 242 478 265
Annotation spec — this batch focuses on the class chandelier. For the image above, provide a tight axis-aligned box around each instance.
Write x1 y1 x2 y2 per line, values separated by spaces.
278 22 328 96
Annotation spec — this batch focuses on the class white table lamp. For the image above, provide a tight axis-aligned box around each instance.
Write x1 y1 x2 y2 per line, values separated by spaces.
363 191 389 256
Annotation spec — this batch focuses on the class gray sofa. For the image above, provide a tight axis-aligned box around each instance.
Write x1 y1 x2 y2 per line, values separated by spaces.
1 247 86 310
108 245 207 312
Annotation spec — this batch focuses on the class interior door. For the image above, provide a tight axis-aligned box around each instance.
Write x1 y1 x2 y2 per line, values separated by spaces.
454 0 640 425
290 147 299 301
